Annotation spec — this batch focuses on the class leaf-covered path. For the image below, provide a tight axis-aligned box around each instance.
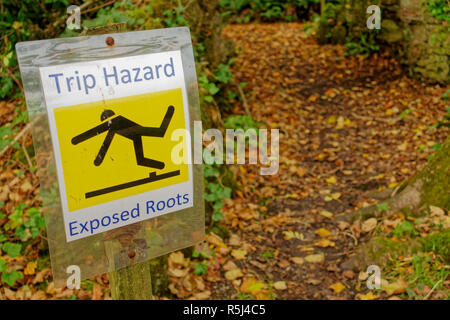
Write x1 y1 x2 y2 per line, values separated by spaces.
186 22 448 300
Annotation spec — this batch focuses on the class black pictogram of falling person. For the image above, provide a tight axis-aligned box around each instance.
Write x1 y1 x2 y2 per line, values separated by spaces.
71 106 175 170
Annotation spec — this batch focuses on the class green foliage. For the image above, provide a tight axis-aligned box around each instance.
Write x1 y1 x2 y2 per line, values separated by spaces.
204 182 232 222
193 262 208 275
376 202 388 212
410 253 449 291
220 0 320 22
344 32 380 57
2 242 22 258
224 115 260 131
0 0 74 99
422 229 450 263
261 250 274 259
0 125 18 150
392 221 418 238
423 0 450 22
199 75 220 103
163 6 189 27
1 270 24 287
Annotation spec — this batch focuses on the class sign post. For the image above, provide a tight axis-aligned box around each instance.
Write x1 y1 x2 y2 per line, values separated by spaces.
16 25 204 299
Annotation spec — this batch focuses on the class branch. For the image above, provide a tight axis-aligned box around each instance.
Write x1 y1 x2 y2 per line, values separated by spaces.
0 116 40 158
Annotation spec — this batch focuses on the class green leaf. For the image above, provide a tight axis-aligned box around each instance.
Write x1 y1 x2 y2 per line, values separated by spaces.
206 83 220 95
376 202 388 212
218 187 232 199
2 242 22 258
204 95 214 103
213 199 224 210
204 167 220 178
212 210 224 221
194 262 208 275
0 259 6 273
215 64 233 84
7 204 26 229
1 270 24 286
204 193 218 202
430 142 441 151
14 226 28 241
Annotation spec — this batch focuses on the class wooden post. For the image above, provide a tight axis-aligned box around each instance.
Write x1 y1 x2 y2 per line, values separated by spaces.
109 262 153 300
80 23 154 300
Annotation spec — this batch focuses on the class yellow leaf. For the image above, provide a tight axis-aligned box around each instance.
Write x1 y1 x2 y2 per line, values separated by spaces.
315 228 331 238
319 210 334 219
12 21 23 30
24 261 37 276
388 182 398 188
304 253 324 263
359 292 380 300
231 249 247 260
326 176 337 184
241 278 265 294
282 231 304 241
331 192 341 200
225 269 243 281
205 233 227 248
315 239 335 248
329 282 345 293
397 142 408 151
327 116 337 124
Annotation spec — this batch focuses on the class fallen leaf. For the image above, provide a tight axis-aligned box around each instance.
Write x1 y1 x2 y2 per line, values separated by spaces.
362 218 377 233
225 269 244 281
429 206 444 217
358 292 380 300
304 253 324 263
231 249 247 260
228 234 241 246
24 261 37 276
329 282 345 293
241 278 266 294
191 291 211 300
169 251 186 267
278 260 290 268
273 281 287 290
358 271 369 281
205 233 227 248
343 270 355 279
282 231 304 240
397 141 408 151
315 228 331 238
223 260 238 271
382 278 408 296
290 257 304 265
319 210 334 219
326 176 337 184
315 239 335 248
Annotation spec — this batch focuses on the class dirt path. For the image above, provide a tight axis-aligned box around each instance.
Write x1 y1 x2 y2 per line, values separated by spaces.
205 23 449 299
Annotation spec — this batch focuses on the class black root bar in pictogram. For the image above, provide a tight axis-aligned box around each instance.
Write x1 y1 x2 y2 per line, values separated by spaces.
85 170 181 199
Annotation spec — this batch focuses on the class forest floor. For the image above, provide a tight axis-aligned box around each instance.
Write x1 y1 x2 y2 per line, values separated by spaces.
167 22 448 300
0 22 449 300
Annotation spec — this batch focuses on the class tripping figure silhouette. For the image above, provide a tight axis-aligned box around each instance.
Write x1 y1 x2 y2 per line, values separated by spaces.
71 106 175 170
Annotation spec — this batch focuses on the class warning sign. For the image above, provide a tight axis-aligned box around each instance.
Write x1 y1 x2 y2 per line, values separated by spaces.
39 51 194 242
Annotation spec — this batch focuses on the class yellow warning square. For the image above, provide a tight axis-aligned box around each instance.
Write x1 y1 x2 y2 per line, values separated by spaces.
54 88 189 212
